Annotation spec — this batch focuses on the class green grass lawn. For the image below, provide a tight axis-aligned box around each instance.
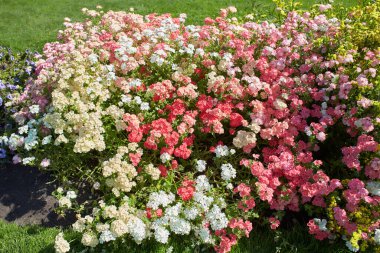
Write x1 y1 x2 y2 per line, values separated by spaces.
0 220 350 253
0 0 357 51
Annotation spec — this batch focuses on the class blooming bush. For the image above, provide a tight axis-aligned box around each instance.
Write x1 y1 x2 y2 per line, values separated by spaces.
0 47 37 159
3 2 380 252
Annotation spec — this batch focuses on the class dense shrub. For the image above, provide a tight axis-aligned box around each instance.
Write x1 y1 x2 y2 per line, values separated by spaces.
2 2 380 253
0 47 37 159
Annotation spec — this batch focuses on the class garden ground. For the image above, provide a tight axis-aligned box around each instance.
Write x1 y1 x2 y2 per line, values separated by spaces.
0 0 359 252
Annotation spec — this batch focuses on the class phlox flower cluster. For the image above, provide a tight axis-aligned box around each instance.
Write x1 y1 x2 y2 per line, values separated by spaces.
3 3 380 253
0 47 37 159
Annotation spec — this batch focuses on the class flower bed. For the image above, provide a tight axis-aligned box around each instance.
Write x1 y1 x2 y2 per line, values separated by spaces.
1 2 380 253
0 47 37 159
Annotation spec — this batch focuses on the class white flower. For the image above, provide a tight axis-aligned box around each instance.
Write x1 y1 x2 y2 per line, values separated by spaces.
72 219 86 233
160 152 172 163
66 191 77 199
8 133 24 150
195 160 207 172
22 157 35 165
29 105 40 114
304 127 312 136
54 232 70 253
107 71 116 80
150 54 165 66
375 229 380 245
99 230 116 244
140 102 150 111
111 219 128 237
134 96 142 104
184 207 199 220
93 182 100 190
154 226 170 244
81 232 99 247
220 163 236 181
165 203 182 217
345 241 359 252
193 192 214 212
214 145 230 157
18 125 28 134
145 164 161 180
96 223 110 233
196 227 213 243
169 217 191 235
129 79 142 87
42 135 52 145
313 218 328 231
127 217 147 243
273 98 287 110
166 246 174 253
147 191 175 209
206 205 228 231
58 196 72 208
366 181 380 196
121 95 132 103
195 175 211 192
88 53 98 64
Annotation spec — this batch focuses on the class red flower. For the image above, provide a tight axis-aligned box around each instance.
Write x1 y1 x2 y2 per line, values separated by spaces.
177 180 195 201
159 165 168 177
177 186 194 201
229 112 244 128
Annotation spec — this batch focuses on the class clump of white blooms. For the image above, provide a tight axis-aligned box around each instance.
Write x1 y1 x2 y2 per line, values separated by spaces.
195 175 211 192
160 152 172 163
214 145 230 157
81 232 99 248
99 230 116 244
206 205 229 231
154 226 170 243
374 229 380 245
147 191 176 209
366 181 380 196
220 163 236 181
195 160 207 172
127 217 147 243
54 233 70 253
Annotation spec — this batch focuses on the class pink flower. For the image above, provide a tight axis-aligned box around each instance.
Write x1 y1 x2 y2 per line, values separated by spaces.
365 158 380 179
129 152 142 166
12 155 22 164
268 217 280 230
319 4 332 12
234 183 251 197
40 158 50 168
307 219 330 240
228 218 252 237
173 143 192 160
357 98 372 108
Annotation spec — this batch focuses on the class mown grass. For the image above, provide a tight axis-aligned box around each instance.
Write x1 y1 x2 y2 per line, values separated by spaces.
0 219 350 253
0 0 357 51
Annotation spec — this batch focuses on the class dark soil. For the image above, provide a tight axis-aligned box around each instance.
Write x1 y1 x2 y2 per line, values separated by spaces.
0 164 74 227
